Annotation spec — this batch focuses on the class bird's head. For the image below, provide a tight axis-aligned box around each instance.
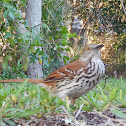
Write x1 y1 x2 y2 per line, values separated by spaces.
80 44 104 62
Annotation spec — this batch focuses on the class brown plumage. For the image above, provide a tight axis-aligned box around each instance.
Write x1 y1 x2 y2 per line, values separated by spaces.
0 44 105 105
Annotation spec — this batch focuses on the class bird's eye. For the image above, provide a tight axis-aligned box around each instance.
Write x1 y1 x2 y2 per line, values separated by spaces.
87 47 90 50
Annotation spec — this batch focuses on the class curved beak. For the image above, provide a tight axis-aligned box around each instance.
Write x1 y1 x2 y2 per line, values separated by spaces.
95 44 104 49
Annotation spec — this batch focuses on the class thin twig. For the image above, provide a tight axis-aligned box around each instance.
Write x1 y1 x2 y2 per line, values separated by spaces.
60 105 70 116
75 102 84 118
79 2 104 36
103 75 108 89
105 63 124 66
121 0 126 17
0 31 15 52
53 1 64 11
13 20 41 31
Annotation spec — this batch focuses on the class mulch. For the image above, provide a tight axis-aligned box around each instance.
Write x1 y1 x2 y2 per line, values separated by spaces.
7 108 126 126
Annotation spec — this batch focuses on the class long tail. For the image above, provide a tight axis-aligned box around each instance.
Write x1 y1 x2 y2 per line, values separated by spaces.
0 79 44 84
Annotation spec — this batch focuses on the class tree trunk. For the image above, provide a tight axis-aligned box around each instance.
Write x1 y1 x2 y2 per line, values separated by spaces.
26 0 43 78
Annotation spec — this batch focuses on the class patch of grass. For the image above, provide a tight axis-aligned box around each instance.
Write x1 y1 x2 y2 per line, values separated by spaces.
76 77 126 112
0 78 126 125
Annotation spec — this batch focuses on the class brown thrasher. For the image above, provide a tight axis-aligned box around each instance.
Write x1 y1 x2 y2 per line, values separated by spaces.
0 44 105 105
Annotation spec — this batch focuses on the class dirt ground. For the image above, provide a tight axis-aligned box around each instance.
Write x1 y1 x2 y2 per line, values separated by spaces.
10 108 126 126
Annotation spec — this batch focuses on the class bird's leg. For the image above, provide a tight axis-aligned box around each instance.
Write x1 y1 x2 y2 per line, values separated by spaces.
60 96 76 105
71 97 77 105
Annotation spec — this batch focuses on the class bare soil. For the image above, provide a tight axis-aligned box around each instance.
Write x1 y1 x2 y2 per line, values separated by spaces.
10 108 126 126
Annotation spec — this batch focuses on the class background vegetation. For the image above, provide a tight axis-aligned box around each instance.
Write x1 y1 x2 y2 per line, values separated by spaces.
0 0 125 79
0 78 126 125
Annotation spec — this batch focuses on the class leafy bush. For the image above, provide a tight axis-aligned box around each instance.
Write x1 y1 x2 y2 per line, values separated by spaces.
0 0 76 79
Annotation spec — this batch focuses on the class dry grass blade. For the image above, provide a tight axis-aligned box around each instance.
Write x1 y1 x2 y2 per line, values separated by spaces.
94 109 126 125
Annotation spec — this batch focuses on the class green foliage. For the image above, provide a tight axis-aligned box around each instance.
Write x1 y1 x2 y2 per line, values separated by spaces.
0 80 64 125
0 0 125 79
111 109 126 119
1 61 27 79
0 1 27 78
41 0 72 76
0 78 126 125
75 78 126 111
0 0 74 78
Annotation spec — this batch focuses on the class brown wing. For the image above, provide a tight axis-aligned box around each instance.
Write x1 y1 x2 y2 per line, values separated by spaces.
43 60 86 83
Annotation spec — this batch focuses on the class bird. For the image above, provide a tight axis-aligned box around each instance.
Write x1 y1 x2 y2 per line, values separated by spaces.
0 44 105 105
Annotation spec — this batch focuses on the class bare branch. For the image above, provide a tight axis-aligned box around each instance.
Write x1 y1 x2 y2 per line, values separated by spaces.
105 63 124 66
121 0 126 17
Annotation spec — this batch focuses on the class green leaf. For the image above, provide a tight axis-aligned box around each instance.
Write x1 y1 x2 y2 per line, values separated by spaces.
97 85 108 101
63 55 70 65
6 55 12 61
38 51 44 55
33 36 40 46
2 63 8 69
109 88 118 101
0 119 5 126
3 119 16 125
42 23 50 31
31 56 38 61
111 109 126 119
15 78 29 97
4 32 12 38
61 27 68 34
3 108 25 115
86 94 100 110
43 59 49 66
63 55 70 60
35 48 40 53
68 33 76 38
5 108 40 118
8 12 14 20
65 48 70 51
3 11 8 18
119 90 126 106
